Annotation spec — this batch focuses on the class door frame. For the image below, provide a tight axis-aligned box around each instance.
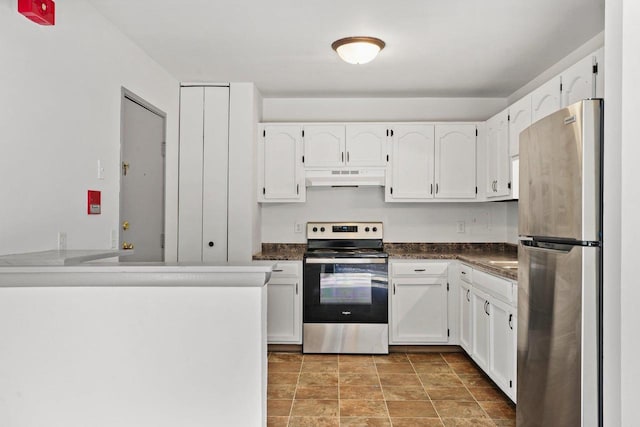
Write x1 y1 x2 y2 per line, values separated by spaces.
119 87 167 259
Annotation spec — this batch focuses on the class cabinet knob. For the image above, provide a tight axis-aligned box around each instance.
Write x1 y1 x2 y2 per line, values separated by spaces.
208 241 214 247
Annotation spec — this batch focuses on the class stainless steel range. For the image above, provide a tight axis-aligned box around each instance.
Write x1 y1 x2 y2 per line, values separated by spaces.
303 222 389 354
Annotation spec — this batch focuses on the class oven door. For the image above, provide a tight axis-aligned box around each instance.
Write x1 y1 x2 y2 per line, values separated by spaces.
303 257 388 324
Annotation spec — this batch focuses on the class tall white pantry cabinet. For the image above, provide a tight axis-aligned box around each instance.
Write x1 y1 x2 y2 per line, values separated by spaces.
177 86 229 263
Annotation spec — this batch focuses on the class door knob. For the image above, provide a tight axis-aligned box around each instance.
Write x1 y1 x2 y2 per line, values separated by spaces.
122 221 129 231
122 242 134 250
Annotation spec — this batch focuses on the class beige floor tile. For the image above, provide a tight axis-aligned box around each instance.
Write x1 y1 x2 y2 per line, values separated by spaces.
291 399 339 417
412 363 454 374
432 401 487 419
301 362 339 373
270 352 304 363
382 386 429 401
448 362 482 375
457 374 495 388
267 399 293 417
295 385 339 400
267 416 289 427
304 354 338 362
377 363 416 374
493 419 516 426
374 353 410 364
340 384 385 400
407 353 446 364
425 387 474 401
441 353 471 363
341 417 392 426
340 399 389 417
340 354 375 363
479 401 516 420
269 361 302 373
288 416 340 427
467 386 507 402
268 372 299 385
268 384 296 400
339 363 378 374
340 373 381 386
418 373 464 388
379 373 423 387
386 400 438 418
298 372 339 386
390 418 444 427
441 418 496 426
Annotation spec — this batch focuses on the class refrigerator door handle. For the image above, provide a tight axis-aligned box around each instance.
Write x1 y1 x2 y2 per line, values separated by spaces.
521 240 573 254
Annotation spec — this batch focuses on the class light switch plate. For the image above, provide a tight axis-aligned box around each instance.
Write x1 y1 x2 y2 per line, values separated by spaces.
294 222 304 233
457 221 465 233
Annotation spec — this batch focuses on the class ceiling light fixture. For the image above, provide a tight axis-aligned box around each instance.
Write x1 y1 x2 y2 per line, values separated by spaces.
331 36 385 65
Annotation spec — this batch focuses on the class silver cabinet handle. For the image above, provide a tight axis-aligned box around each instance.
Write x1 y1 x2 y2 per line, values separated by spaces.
436 183 439 194
484 301 490 315
466 289 470 302
347 152 350 162
509 313 513 329
272 269 284 272
393 284 396 295
430 184 433 194
296 283 298 295
414 269 426 272
341 152 344 162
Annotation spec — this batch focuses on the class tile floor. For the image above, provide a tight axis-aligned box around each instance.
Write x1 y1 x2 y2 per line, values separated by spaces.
267 351 515 427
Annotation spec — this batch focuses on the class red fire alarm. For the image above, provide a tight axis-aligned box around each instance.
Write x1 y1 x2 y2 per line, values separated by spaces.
18 0 55 26
87 190 101 215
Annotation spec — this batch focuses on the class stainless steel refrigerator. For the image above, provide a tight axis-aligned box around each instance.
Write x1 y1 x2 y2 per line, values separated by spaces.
517 99 602 427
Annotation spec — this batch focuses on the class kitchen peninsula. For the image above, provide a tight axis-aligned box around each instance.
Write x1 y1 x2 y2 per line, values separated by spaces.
0 261 272 427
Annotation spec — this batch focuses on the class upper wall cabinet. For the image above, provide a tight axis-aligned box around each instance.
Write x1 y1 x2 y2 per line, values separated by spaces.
531 77 562 123
562 52 599 108
485 110 510 199
434 124 477 199
386 124 435 201
303 124 387 168
258 125 305 203
508 96 532 158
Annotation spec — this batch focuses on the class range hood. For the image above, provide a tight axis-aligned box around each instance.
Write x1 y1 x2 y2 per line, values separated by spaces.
305 168 386 187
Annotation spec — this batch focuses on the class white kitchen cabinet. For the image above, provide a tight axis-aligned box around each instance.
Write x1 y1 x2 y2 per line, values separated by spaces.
267 261 302 344
561 53 598 108
258 125 305 203
489 296 517 400
345 124 388 167
178 86 229 263
471 286 491 371
386 125 435 201
485 110 510 199
459 269 473 354
531 77 562 123
302 125 345 168
508 96 532 158
390 261 449 344
434 124 477 199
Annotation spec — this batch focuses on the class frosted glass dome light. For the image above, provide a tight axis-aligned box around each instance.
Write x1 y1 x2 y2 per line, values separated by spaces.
332 37 385 65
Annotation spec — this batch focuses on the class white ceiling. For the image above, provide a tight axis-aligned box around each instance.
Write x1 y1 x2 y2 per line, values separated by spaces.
86 0 604 98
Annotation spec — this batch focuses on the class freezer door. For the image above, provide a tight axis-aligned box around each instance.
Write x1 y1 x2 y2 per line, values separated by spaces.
517 241 599 427
518 99 602 241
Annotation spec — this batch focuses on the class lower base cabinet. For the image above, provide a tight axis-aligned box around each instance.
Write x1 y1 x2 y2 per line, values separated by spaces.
459 280 473 353
267 261 302 344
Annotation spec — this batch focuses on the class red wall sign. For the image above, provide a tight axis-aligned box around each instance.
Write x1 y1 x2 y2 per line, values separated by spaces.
18 0 55 26
87 190 101 215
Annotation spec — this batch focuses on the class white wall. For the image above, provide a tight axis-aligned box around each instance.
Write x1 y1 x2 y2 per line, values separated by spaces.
262 187 510 243
262 97 507 123
0 0 179 257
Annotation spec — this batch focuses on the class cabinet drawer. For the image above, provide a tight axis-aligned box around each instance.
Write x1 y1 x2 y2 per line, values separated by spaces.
392 262 448 276
473 269 515 305
460 264 473 283
271 262 299 277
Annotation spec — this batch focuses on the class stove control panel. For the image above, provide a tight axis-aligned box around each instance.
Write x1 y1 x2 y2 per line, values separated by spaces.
307 222 383 240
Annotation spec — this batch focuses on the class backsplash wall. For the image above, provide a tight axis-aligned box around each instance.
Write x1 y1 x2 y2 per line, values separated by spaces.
261 187 517 243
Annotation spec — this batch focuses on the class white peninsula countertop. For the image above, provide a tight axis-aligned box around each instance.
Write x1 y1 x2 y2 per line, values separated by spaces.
0 256 272 427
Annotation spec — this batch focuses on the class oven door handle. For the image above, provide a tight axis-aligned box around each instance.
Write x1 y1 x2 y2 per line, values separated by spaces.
305 258 387 264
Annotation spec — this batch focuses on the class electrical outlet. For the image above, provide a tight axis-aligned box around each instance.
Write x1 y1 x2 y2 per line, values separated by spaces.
97 160 105 180
58 232 67 250
457 221 465 233
294 222 304 233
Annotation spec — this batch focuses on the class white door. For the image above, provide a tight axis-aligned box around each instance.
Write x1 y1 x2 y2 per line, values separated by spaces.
267 278 301 344
434 124 476 199
531 77 562 122
508 96 532 158
561 54 596 108
391 277 448 344
388 125 435 200
303 125 345 167
345 124 388 167
261 125 303 201
120 92 166 262
471 288 490 370
459 281 473 354
485 111 510 198
489 298 516 399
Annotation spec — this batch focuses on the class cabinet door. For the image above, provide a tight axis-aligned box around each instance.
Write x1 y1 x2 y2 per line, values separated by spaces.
345 124 388 167
261 125 304 201
531 77 561 122
508 96 532 158
562 54 596 108
390 276 448 344
267 276 301 344
485 111 510 198
489 298 516 400
303 125 345 167
388 125 435 200
434 124 476 199
459 282 473 354
471 288 490 370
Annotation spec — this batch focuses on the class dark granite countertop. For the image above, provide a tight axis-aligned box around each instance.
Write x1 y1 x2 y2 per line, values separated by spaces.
253 243 518 280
